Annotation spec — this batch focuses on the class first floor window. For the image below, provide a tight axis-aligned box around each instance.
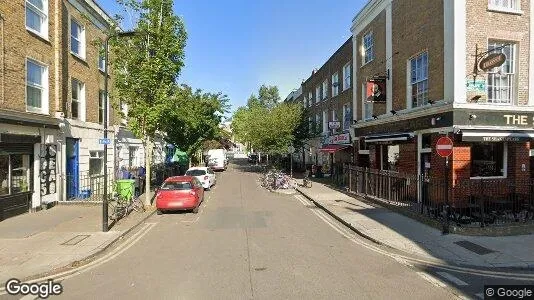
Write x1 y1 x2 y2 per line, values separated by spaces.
343 104 352 131
315 114 321 134
410 51 429 108
486 41 515 104
322 80 328 100
343 62 351 90
71 78 84 120
308 91 313 106
471 143 505 177
26 59 48 112
332 73 339 97
99 91 106 124
322 110 328 133
89 151 104 175
363 32 374 64
316 86 321 103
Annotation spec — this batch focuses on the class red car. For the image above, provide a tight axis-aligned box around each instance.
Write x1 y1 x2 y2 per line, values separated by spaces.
155 176 204 215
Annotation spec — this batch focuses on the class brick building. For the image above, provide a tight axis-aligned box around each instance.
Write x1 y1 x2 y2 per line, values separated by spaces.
0 0 118 220
350 0 533 205
299 37 354 176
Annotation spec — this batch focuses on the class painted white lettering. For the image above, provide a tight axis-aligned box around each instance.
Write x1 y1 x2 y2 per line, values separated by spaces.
504 115 513 125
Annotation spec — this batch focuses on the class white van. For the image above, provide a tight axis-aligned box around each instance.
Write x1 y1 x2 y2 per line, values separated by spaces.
206 149 228 171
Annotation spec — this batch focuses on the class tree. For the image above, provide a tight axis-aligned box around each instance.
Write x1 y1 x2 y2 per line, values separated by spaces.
232 85 303 162
110 0 186 206
163 85 229 162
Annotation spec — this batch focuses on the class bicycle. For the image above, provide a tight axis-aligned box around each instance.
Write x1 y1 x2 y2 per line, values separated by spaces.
302 171 312 188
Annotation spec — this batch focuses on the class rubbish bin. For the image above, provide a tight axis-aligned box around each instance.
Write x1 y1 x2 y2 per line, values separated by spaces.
116 179 135 201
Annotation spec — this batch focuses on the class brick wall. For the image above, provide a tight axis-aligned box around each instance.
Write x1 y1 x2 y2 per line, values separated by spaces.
391 0 444 110
465 0 530 105
355 11 387 118
396 140 417 175
0 0 58 114
64 1 111 125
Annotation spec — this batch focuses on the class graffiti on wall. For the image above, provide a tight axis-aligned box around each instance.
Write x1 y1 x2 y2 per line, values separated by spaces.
40 145 57 196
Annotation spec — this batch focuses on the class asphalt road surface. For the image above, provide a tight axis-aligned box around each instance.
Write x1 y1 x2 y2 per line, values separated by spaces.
7 160 534 300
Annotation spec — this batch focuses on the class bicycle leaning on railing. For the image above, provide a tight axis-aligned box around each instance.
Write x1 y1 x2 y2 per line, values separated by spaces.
260 168 296 191
108 183 145 221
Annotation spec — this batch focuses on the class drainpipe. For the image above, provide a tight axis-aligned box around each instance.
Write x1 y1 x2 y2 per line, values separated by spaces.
54 0 61 113
0 12 5 105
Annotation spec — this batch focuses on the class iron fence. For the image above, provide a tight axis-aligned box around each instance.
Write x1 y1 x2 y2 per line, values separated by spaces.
65 169 114 202
342 164 534 229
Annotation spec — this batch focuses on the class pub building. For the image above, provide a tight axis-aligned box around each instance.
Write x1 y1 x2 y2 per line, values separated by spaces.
349 0 533 207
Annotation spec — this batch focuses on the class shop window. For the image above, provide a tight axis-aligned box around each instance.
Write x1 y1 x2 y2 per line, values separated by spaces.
422 133 432 149
471 143 506 178
89 151 104 175
0 155 8 195
10 155 31 194
381 145 400 172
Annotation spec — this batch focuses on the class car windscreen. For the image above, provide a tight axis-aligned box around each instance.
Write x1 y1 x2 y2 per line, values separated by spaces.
185 170 206 176
160 181 192 190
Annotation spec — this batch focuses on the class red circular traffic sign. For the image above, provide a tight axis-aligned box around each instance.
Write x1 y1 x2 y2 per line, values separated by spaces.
436 136 453 158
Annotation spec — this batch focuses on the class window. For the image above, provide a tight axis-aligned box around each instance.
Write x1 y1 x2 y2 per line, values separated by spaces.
322 110 328 134
322 80 328 99
308 91 313 106
98 45 106 71
70 18 85 58
331 73 339 97
71 79 85 120
343 63 351 90
315 113 321 134
488 0 520 11
410 52 429 108
308 116 313 132
26 59 48 113
362 32 374 65
487 41 516 104
0 154 32 195
381 145 400 172
421 133 432 149
0 155 8 195
303 95 307 108
342 103 351 131
161 181 192 190
26 0 48 37
316 86 321 103
89 151 104 175
471 143 506 178
129 146 140 168
185 169 206 176
99 90 107 124
365 102 373 120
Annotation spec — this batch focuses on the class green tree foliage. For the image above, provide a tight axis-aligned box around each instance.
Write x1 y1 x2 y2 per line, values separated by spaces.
232 86 302 156
164 85 230 158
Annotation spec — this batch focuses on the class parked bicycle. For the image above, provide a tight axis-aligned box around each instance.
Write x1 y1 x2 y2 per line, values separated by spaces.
109 183 145 221
260 168 296 191
302 170 312 188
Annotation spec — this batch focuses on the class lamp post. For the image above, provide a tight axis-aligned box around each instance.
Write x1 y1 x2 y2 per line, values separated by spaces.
102 31 138 232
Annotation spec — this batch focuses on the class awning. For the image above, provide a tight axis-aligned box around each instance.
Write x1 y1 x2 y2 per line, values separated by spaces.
319 144 351 153
460 129 534 142
364 132 415 143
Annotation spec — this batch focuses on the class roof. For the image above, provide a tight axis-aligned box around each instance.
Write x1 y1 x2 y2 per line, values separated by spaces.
166 176 194 182
186 167 208 171
302 36 353 86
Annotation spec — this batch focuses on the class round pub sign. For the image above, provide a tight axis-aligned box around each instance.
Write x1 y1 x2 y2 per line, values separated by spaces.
479 53 506 72
436 136 453 158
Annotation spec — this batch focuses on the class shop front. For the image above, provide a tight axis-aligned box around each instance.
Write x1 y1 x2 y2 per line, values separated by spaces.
0 110 60 221
318 132 353 177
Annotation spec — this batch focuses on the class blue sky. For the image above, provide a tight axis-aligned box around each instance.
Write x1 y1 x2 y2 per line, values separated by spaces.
97 0 367 116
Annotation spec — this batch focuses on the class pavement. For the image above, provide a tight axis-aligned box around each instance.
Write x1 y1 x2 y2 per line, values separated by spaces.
0 192 155 284
295 180 534 270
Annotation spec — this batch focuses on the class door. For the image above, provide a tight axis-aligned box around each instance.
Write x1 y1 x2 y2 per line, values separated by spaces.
420 153 431 207
66 138 79 199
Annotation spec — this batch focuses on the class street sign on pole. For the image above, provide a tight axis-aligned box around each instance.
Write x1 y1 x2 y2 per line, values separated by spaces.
436 136 453 158
99 138 111 145
288 145 295 154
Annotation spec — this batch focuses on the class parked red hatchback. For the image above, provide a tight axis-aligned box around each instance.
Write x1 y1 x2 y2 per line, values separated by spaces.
156 176 204 215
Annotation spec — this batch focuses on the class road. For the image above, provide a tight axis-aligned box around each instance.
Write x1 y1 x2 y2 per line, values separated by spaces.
7 160 533 299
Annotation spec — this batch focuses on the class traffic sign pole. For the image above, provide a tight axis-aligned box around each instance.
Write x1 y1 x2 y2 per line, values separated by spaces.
435 135 453 234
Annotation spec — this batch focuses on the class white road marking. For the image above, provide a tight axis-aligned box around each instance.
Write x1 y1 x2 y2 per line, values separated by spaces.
0 222 156 295
475 293 484 299
394 257 414 268
437 272 469 286
292 195 534 282
417 272 447 288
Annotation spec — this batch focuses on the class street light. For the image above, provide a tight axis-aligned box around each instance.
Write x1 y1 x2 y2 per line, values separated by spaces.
103 31 139 232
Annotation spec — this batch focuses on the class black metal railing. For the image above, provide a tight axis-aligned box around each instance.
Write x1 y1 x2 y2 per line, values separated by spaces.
342 165 534 229
65 169 114 202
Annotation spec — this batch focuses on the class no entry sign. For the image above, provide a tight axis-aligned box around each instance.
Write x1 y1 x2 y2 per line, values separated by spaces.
436 136 453 158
